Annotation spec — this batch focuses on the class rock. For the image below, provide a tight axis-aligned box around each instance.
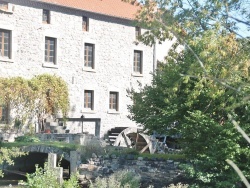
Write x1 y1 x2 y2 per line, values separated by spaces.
126 154 134 160
92 153 97 158
139 166 148 172
118 158 126 165
111 154 117 159
78 174 85 180
138 157 143 161
111 163 119 170
102 167 109 174
85 172 94 180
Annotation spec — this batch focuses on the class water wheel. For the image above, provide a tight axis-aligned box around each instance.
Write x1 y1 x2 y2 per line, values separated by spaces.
106 127 128 145
113 127 154 153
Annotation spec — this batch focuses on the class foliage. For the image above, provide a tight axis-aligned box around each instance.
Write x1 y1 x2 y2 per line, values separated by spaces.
0 77 34 125
0 147 27 177
20 162 79 188
138 152 185 160
129 0 250 187
167 183 189 188
30 74 69 116
2 141 78 154
77 139 107 162
89 170 140 188
15 135 40 143
0 74 69 127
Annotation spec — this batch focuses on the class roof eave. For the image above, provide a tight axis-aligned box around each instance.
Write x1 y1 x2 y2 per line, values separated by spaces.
30 0 136 21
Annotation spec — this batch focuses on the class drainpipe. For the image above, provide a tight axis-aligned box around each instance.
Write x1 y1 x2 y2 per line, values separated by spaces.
153 43 156 73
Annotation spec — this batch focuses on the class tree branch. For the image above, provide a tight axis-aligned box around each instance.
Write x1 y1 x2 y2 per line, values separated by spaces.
226 159 250 187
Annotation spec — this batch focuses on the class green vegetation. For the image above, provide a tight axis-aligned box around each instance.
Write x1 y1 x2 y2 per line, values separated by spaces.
0 74 69 127
130 0 250 187
89 170 140 188
2 141 78 153
0 147 26 177
15 135 41 143
19 162 79 188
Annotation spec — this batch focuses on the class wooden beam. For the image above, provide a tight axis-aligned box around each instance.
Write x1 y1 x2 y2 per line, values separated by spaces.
140 144 149 153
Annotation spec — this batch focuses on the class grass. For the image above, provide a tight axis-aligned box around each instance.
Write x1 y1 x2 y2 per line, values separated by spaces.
138 152 185 160
1 141 79 153
108 147 186 160
1 135 185 161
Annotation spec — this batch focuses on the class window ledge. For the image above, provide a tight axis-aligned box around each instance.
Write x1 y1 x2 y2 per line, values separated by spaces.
0 57 14 63
107 110 120 114
81 109 96 114
132 73 143 77
0 9 13 14
82 67 96 73
43 63 58 69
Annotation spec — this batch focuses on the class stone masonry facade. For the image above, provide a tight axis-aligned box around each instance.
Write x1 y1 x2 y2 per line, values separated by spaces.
0 0 171 137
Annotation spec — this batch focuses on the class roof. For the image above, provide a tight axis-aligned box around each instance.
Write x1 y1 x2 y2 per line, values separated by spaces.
36 0 141 20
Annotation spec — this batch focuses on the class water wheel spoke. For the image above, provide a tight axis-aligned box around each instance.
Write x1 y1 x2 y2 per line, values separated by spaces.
122 132 131 147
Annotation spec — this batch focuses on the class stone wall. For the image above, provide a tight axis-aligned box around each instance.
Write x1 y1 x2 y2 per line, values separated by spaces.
78 154 184 187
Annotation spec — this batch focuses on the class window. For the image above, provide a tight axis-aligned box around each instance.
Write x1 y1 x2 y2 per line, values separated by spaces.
84 90 94 110
0 105 8 124
134 50 142 74
43 9 50 24
0 1 7 11
45 37 56 64
0 29 10 58
109 92 119 111
135 26 141 39
82 16 88 31
84 43 94 68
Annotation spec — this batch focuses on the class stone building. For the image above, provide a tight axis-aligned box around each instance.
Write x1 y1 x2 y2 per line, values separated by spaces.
0 0 173 137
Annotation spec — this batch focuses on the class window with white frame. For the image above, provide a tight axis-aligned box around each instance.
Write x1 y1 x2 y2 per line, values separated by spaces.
84 43 95 69
84 90 94 110
0 29 11 59
109 92 119 111
133 50 143 74
135 26 141 39
0 1 8 11
82 16 89 31
43 9 50 24
45 37 56 64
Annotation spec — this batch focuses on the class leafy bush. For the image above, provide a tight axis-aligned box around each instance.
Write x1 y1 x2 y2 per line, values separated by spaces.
89 170 140 188
19 162 79 188
15 135 40 143
78 138 107 162
167 183 189 188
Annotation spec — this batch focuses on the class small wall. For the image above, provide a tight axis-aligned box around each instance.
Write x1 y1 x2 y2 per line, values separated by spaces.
78 154 184 187
37 133 95 145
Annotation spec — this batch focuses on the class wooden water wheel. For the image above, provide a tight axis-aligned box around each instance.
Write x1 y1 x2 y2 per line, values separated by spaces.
113 127 154 153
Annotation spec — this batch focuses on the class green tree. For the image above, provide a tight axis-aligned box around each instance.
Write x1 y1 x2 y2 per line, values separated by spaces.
0 74 69 130
0 147 26 177
129 0 250 187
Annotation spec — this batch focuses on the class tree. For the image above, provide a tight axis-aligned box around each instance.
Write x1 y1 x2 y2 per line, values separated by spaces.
128 0 250 187
0 147 26 177
0 74 69 131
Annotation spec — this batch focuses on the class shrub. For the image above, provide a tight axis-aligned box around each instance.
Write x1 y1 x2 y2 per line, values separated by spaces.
15 135 40 143
89 170 140 188
19 162 79 188
77 138 107 162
